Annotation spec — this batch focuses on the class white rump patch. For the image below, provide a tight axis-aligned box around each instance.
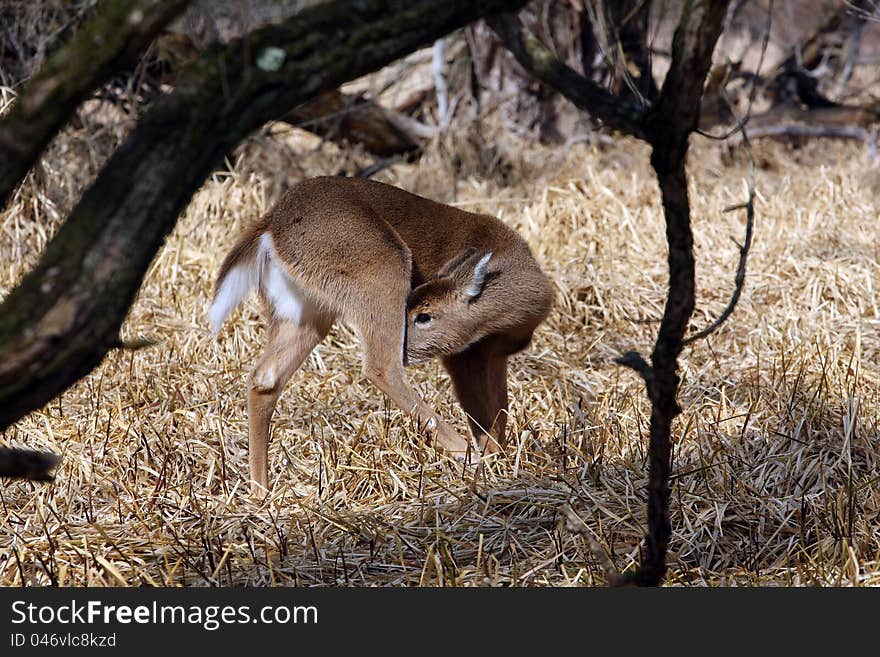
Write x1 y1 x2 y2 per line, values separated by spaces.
211 264 257 334
258 233 309 324
210 232 313 334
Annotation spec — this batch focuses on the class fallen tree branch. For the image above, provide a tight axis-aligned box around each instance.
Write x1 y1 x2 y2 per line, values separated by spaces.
743 124 878 160
282 90 425 158
0 0 193 209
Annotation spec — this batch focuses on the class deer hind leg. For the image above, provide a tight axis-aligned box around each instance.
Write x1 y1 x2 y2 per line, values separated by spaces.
248 316 332 494
442 340 509 455
354 306 471 460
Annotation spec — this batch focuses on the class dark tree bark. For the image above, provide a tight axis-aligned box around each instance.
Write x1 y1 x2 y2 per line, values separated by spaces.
633 0 730 587
139 33 428 158
0 0 193 210
0 0 528 431
0 448 60 481
492 0 731 586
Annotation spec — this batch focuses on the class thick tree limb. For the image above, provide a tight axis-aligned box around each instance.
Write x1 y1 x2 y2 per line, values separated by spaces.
0 448 60 481
0 0 528 431
121 32 431 158
0 0 193 210
486 12 649 140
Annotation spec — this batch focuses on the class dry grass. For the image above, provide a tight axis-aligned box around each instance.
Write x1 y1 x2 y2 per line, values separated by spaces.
2 101 879 586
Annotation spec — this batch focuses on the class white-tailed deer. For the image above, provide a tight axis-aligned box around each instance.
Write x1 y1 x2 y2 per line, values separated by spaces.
210 177 552 493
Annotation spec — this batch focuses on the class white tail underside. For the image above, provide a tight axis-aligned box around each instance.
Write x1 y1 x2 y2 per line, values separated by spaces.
210 233 308 334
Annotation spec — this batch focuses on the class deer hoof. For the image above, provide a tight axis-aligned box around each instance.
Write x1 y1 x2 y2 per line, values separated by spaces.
453 452 480 467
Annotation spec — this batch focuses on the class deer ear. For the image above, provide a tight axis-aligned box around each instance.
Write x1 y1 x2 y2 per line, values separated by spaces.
463 251 492 299
437 247 478 278
437 248 493 300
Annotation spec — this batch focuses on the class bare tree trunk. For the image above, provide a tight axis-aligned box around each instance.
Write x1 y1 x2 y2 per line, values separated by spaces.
630 0 730 586
491 0 732 586
0 0 528 431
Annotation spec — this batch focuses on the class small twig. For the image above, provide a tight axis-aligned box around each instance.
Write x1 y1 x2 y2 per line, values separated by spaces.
684 101 757 345
559 503 624 585
614 350 653 383
622 314 661 325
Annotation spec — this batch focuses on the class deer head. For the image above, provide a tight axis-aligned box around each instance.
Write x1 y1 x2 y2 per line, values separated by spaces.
405 247 494 364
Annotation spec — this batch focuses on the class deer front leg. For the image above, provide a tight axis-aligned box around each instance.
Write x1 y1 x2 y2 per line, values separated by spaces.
365 361 471 456
443 340 509 455
485 353 508 453
359 327 472 461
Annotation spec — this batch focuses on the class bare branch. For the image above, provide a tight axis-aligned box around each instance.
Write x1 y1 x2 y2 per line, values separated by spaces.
744 124 878 161
614 350 654 382
486 12 649 140
685 112 757 345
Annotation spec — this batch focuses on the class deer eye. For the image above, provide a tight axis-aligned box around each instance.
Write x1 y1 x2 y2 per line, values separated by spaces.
414 312 432 325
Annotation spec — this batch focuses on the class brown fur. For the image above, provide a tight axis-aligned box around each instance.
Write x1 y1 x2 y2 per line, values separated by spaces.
212 177 553 494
